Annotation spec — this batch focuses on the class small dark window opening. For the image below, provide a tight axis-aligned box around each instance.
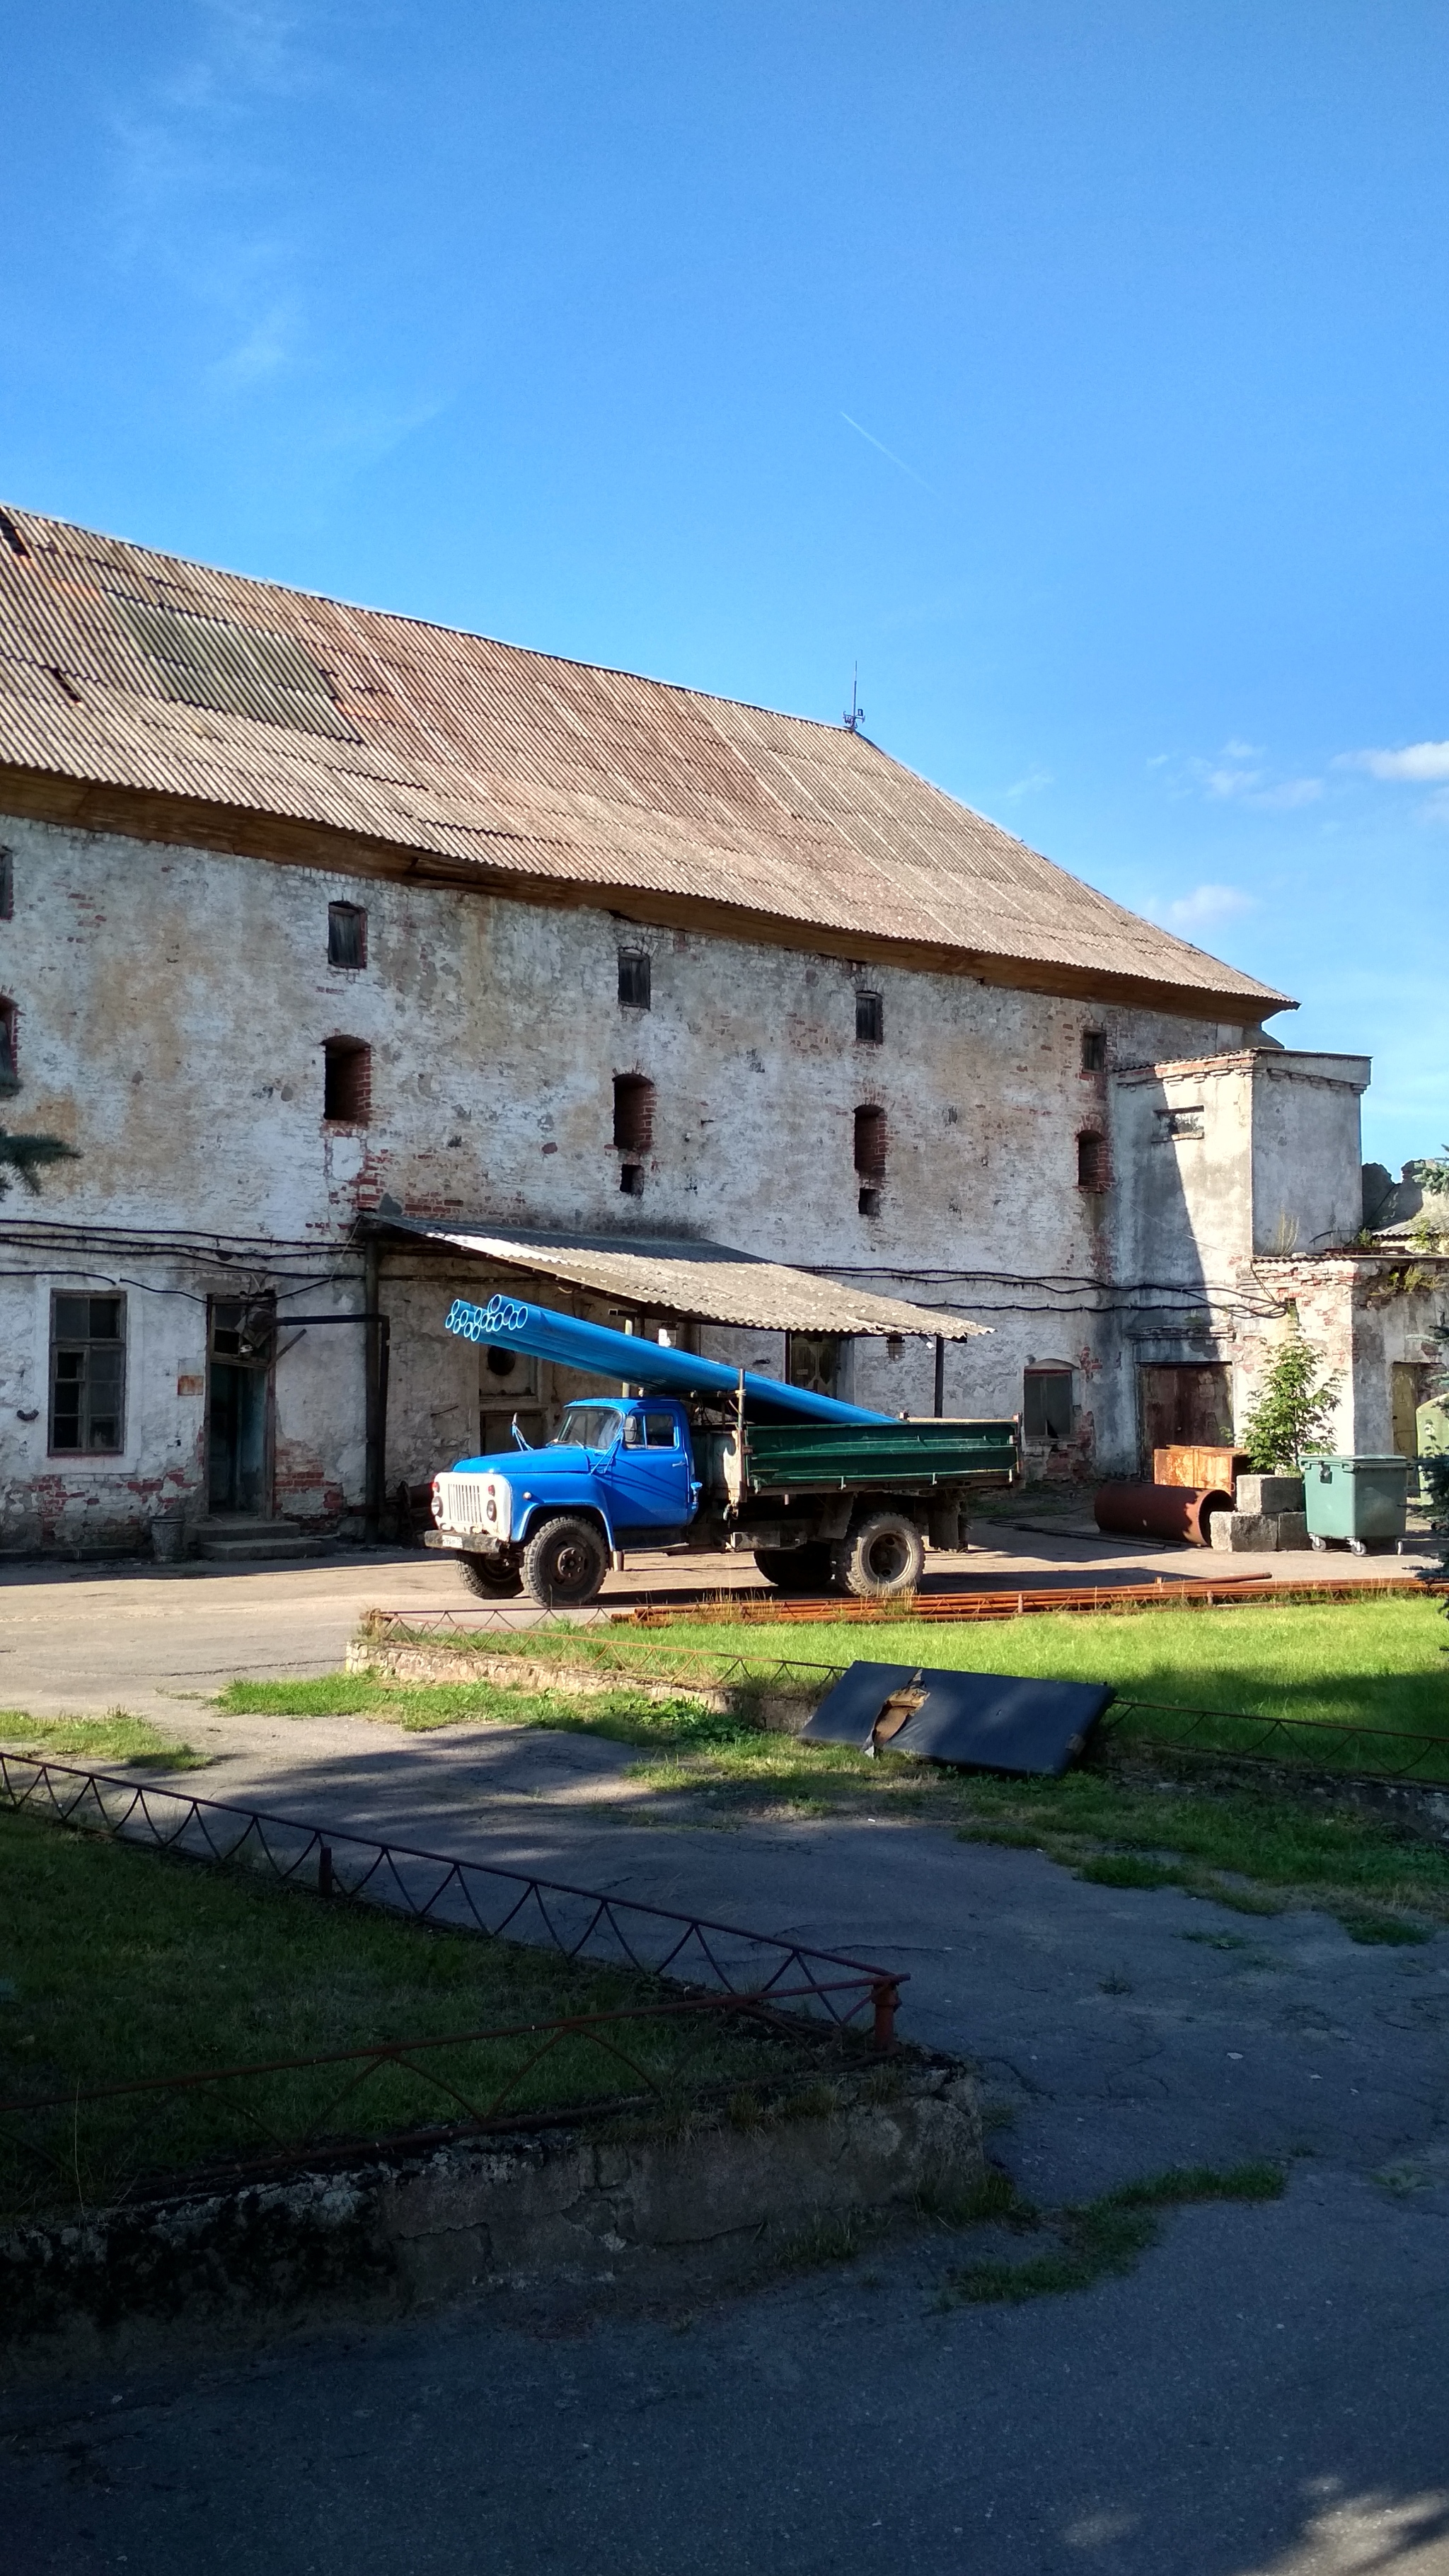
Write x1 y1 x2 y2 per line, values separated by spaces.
1024 1368 1074 1443
0 998 16 1090
1081 1030 1107 1074
618 951 651 1010
856 990 884 1045
0 850 12 920
328 902 366 969
619 1162 645 1197
613 1073 654 1153
323 1037 371 1124
855 1103 886 1213
49 1293 126 1455
1077 1130 1107 1191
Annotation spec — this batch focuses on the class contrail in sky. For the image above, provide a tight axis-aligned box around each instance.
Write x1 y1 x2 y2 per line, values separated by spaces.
840 412 937 495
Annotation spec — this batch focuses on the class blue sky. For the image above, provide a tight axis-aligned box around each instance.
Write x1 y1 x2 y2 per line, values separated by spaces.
2 1 1445 1172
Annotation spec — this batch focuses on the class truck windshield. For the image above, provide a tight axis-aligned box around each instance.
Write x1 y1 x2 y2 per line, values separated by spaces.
555 1404 623 1452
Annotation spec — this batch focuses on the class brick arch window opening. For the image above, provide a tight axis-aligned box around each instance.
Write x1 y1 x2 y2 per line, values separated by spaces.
328 901 367 969
855 1103 886 1215
0 995 16 1088
1076 1129 1107 1191
323 1036 371 1124
613 1073 654 1153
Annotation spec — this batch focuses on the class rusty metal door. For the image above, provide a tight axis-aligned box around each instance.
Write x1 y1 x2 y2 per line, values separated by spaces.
1138 1363 1234 1469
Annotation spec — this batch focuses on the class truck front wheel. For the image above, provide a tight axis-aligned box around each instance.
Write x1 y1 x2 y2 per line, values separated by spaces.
459 1550 524 1600
753 1543 835 1594
836 1511 925 1600
521 1515 609 1610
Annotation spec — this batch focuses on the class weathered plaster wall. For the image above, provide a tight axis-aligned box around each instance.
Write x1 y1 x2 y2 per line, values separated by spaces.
0 813 1260 1532
0 815 1238 1266
1249 1056 1368 1258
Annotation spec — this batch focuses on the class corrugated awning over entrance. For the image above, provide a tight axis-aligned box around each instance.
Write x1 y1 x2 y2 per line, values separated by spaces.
381 1219 988 1341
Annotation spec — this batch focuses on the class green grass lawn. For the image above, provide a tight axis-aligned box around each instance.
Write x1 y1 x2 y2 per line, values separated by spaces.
0 1709 205 1769
0 1807 845 2220
236 1593 1449 1754
211 1595 1449 1941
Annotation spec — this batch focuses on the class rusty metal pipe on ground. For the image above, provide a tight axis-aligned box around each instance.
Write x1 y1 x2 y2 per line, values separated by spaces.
1093 1482 1232 1546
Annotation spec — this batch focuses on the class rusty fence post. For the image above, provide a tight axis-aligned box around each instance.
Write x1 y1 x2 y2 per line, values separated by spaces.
871 1977 901 2053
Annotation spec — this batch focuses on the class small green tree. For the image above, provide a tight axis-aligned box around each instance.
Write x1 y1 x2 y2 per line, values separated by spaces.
0 1130 79 1200
1240 1331 1344 1470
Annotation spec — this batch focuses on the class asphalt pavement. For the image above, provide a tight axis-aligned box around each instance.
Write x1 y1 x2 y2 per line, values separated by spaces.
4 1537 1448 2573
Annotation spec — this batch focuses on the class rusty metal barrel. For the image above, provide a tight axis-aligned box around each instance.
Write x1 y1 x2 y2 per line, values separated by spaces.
1093 1482 1232 1546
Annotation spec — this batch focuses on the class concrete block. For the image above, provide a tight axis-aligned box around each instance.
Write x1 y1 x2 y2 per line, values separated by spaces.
1209 1511 1278 1553
1274 1511 1310 1552
1235 1474 1305 1516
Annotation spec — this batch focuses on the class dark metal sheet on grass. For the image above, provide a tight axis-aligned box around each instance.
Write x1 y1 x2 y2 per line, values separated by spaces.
798 1663 918 1750
892 1673 1114 1777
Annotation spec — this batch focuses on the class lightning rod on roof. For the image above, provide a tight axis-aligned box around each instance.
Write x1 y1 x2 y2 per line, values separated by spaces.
843 664 864 734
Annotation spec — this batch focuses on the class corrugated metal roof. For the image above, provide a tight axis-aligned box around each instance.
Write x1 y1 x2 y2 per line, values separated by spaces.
0 503 1291 1013
387 1218 989 1339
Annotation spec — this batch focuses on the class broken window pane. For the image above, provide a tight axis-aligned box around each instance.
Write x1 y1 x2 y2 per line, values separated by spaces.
1024 1369 1074 1442
50 1293 126 1454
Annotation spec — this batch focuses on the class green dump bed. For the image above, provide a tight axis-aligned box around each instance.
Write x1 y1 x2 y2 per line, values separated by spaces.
741 1416 1020 1496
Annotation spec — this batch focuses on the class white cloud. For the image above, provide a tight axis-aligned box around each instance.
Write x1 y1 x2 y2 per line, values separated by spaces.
1162 884 1260 931
1161 749 1323 810
1339 741 1449 782
1222 738 1264 761
1003 768 1053 800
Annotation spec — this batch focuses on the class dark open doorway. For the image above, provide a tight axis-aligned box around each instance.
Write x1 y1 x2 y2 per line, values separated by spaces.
1138 1363 1234 1468
207 1298 275 1515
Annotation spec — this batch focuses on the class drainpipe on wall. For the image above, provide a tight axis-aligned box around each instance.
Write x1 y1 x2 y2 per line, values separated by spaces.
363 1239 390 1543
933 1334 945 1418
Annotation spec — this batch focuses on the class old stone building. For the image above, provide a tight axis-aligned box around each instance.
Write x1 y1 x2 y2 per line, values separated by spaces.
0 504 1438 1554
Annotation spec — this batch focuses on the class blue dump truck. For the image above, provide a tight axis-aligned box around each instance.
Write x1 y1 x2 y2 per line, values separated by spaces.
427 1295 1020 1608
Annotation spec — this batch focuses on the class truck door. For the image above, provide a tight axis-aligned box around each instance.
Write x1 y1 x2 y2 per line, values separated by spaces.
599 1404 693 1532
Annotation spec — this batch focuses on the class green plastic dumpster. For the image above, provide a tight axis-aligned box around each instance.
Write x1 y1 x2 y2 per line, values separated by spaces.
1303 1455 1410 1555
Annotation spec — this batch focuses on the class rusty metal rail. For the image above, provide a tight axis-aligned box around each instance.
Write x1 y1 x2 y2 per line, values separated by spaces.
0 1750 904 2028
621 1573 1444 1628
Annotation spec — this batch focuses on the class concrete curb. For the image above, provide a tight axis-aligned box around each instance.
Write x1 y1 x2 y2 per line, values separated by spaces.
1 2067 981 2381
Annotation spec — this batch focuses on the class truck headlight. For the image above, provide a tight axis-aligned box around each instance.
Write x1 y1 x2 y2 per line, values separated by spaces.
430 1481 444 1524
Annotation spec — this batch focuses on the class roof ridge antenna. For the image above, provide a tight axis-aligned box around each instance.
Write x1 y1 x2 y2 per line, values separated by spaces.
843 664 865 734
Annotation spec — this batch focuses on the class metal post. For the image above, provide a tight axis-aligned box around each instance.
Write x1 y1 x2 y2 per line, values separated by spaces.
871 1977 900 2052
933 1334 945 1418
318 1843 334 1897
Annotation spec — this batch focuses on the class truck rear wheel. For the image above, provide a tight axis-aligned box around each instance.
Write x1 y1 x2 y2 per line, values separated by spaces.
836 1511 925 1600
459 1550 524 1600
753 1544 835 1594
521 1515 609 1609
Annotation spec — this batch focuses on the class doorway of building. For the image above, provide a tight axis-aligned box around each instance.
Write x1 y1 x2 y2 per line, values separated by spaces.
1138 1363 1235 1467
207 1298 275 1515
